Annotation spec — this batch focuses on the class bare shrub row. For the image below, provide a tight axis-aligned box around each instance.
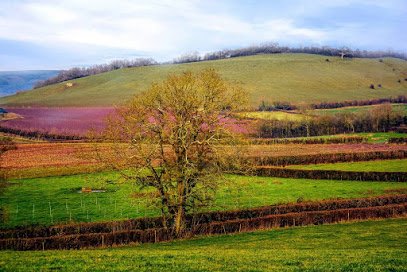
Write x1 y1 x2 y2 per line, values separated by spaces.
388 137 407 144
252 150 407 167
0 126 84 141
255 167 407 182
249 136 367 145
2 194 406 239
2 203 406 250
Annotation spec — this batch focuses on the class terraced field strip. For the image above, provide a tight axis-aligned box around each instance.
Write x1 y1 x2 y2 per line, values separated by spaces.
2 194 406 250
5 142 407 179
4 170 407 228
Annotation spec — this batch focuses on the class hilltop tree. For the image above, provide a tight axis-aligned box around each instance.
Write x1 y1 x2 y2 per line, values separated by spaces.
92 69 248 235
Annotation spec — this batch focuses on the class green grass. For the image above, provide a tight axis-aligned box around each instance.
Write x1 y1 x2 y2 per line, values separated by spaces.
349 132 407 144
2 172 407 228
1 54 407 107
288 159 407 172
239 111 304 121
313 104 407 115
1 218 407 271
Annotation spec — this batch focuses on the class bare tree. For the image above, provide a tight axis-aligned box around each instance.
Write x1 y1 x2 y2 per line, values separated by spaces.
91 68 248 235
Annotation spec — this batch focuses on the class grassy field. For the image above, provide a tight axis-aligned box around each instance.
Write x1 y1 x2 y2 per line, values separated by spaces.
1 218 406 271
348 132 407 144
239 111 304 121
6 142 407 180
313 104 407 115
1 54 406 107
2 172 407 228
287 159 407 172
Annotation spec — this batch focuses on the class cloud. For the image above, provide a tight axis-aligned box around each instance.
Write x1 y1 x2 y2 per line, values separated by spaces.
0 0 405 70
0 0 330 50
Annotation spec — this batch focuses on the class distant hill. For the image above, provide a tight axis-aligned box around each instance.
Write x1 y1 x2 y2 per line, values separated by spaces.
0 70 59 97
0 54 406 107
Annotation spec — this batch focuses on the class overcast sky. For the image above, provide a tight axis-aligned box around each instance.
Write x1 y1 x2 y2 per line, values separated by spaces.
0 0 406 71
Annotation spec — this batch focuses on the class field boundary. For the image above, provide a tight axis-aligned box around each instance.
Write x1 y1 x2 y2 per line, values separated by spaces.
255 167 407 182
249 136 367 145
2 194 406 239
1 203 406 250
389 137 407 144
1 194 407 250
252 150 407 166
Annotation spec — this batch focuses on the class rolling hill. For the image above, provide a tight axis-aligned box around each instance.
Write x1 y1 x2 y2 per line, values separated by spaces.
0 70 59 97
0 54 406 108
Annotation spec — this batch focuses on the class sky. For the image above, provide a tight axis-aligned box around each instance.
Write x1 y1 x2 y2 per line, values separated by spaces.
0 0 406 71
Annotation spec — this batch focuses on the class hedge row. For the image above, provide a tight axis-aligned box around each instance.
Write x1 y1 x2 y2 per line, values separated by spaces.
2 203 406 250
256 167 407 182
388 137 407 144
190 194 407 225
0 126 84 141
252 150 407 167
250 136 367 145
2 194 407 239
0 216 164 240
201 203 407 235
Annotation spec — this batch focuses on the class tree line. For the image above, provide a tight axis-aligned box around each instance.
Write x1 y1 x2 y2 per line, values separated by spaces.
258 95 407 111
256 104 407 138
203 43 407 61
33 58 157 89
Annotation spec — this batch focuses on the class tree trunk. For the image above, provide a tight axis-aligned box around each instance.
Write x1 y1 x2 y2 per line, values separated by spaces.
174 205 185 236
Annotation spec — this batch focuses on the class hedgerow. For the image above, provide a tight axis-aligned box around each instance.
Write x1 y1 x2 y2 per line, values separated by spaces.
2 203 406 250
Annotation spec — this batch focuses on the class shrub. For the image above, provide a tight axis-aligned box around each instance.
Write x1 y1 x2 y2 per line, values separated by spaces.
370 84 375 89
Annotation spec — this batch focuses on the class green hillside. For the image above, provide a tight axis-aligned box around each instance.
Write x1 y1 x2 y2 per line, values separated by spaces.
1 53 407 107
